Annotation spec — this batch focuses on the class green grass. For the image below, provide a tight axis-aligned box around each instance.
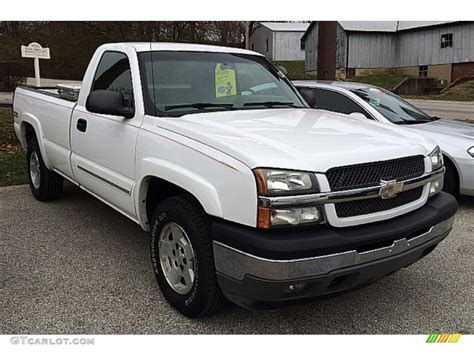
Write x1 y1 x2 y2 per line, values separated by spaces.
274 61 317 80
0 107 27 187
349 75 408 90
403 79 474 102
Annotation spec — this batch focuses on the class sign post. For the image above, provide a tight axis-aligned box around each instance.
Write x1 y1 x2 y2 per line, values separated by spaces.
21 42 51 87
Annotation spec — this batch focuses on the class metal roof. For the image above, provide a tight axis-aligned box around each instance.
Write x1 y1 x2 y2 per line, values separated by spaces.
338 21 398 32
396 21 455 31
339 21 455 32
302 21 457 40
260 22 310 32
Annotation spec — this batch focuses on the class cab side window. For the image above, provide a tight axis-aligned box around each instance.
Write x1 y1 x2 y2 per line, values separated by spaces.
313 89 369 117
92 51 134 106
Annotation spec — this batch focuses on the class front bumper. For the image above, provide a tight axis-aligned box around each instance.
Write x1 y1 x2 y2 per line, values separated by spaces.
211 192 457 307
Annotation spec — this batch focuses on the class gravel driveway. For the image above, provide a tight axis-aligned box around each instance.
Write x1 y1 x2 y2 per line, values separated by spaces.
1 185 472 334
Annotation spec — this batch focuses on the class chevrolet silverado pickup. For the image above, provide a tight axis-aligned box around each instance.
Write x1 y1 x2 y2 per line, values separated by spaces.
13 43 457 318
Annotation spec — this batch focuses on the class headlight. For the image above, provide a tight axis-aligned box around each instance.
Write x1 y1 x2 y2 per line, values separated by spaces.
270 206 324 226
254 168 324 228
254 168 318 196
257 205 325 229
429 146 444 171
468 147 474 158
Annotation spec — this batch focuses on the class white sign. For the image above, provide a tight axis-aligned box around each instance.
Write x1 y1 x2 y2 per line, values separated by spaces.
20 42 51 87
21 42 50 59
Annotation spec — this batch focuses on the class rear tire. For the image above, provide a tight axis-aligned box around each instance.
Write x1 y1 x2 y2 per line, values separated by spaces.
27 138 63 201
150 194 224 318
442 160 458 196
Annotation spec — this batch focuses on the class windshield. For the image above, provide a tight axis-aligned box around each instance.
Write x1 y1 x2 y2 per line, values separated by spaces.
138 51 306 116
350 87 436 124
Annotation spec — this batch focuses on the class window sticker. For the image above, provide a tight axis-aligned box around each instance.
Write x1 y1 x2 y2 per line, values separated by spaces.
215 63 237 97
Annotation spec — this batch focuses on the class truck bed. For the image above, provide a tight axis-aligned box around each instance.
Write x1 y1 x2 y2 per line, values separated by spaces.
18 85 80 103
13 86 78 180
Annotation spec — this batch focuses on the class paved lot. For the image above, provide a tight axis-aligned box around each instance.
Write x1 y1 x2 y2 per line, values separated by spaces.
1 185 473 334
407 99 474 122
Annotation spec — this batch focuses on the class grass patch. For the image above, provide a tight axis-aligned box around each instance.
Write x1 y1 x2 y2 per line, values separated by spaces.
403 79 474 102
0 107 27 186
349 75 407 90
274 61 316 81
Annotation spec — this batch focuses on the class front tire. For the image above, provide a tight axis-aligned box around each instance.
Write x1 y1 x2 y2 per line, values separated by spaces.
27 138 63 201
150 195 223 318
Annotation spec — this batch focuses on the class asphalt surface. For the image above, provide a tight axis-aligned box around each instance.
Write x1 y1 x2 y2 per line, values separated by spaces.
406 99 474 121
1 184 473 334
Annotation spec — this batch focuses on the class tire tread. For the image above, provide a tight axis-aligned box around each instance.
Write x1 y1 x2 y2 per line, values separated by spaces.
151 194 224 317
27 138 63 201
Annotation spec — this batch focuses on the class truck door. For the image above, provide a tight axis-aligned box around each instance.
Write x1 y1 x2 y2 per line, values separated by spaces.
70 49 142 219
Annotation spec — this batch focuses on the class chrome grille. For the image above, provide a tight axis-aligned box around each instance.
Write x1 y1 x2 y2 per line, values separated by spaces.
335 187 424 218
326 156 425 192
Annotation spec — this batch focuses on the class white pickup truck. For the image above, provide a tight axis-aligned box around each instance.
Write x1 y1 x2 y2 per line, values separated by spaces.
13 43 457 318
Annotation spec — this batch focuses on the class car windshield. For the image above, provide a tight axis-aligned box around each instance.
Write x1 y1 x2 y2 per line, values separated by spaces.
138 51 306 116
350 87 436 124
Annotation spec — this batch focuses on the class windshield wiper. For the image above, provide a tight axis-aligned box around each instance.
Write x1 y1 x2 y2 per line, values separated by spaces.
243 101 298 108
396 120 433 125
164 103 235 111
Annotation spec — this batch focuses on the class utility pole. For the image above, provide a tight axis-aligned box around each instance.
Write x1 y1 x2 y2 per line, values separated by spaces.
317 22 337 81
245 21 251 49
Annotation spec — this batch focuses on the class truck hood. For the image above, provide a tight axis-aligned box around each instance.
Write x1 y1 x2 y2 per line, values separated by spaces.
157 109 435 172
406 119 474 140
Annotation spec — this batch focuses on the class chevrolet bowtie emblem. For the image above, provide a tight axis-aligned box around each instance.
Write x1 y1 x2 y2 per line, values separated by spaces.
379 179 404 199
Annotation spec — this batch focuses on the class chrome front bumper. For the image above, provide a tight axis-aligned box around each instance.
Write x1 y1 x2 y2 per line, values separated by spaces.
213 215 455 282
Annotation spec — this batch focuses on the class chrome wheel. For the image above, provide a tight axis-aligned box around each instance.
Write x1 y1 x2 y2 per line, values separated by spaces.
158 222 196 294
29 151 41 189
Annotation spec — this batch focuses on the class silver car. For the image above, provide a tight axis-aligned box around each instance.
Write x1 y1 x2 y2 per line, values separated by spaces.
294 80 474 196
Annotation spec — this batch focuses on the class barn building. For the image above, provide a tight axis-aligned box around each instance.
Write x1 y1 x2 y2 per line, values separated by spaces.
250 22 310 61
301 21 474 83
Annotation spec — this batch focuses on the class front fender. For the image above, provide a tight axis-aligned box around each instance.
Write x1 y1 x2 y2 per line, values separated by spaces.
135 157 223 230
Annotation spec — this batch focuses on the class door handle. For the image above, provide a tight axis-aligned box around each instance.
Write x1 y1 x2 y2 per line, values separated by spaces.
77 119 87 132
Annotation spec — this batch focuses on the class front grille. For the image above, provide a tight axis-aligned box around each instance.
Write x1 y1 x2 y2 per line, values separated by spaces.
335 187 424 218
326 156 425 191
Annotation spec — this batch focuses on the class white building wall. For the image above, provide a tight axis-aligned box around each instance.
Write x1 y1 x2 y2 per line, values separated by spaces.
397 22 474 66
273 32 306 61
306 21 474 71
347 32 397 68
250 26 274 61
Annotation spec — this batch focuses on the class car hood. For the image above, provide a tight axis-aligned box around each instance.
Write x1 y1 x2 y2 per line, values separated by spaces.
157 109 435 172
407 119 474 140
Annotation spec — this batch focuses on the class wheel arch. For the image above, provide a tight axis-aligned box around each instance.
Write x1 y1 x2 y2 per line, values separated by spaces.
442 152 460 194
135 158 223 231
19 115 52 169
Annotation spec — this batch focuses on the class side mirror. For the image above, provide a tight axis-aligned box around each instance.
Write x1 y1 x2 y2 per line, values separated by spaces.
277 65 289 76
86 90 134 119
348 112 367 120
298 87 317 108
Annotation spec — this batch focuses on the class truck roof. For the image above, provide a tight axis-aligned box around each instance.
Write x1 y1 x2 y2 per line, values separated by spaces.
99 42 263 56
